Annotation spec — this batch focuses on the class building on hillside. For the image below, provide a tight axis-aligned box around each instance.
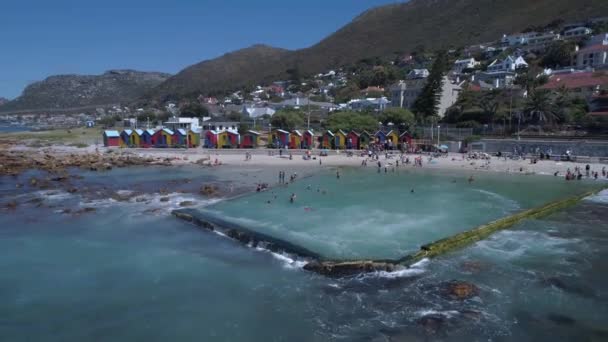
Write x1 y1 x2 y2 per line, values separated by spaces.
588 94 608 116
347 98 389 112
163 117 201 131
525 31 560 51
452 58 480 74
243 106 276 118
487 56 528 72
563 27 593 40
586 33 608 47
407 69 430 79
575 45 608 69
201 121 239 132
540 71 608 98
389 76 461 117
103 130 120 147
475 71 517 89
271 97 338 112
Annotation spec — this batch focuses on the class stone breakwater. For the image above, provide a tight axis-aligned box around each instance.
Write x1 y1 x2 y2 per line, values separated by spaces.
172 187 606 277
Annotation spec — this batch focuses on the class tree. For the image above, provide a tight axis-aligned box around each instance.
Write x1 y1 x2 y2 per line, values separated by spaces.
325 111 378 132
270 109 304 131
541 41 576 69
379 107 415 128
524 89 559 126
478 90 501 124
180 102 209 118
412 51 449 121
333 82 360 103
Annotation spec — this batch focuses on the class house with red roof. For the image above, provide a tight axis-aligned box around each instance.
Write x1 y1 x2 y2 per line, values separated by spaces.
575 45 608 69
540 71 608 98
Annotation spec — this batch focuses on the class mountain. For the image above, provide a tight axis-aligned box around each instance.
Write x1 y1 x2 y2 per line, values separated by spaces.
149 0 608 100
0 97 8 106
1 70 170 114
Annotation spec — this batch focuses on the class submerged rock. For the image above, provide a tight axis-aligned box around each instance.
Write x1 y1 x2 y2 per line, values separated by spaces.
547 313 577 326
200 184 219 196
5 201 18 209
542 277 596 298
442 281 479 300
179 201 195 207
417 314 446 334
159 197 170 202
303 261 398 277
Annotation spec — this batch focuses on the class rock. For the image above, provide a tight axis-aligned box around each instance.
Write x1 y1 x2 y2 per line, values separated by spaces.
459 261 486 274
74 207 96 215
442 281 479 300
303 260 397 277
179 201 195 207
144 208 163 214
67 187 78 193
5 201 18 209
61 208 72 214
542 277 596 298
547 313 576 326
159 197 170 202
417 314 446 334
135 197 146 203
200 184 219 196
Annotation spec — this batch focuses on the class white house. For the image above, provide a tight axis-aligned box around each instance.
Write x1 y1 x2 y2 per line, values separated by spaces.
243 106 276 118
575 44 608 68
487 56 528 72
563 27 592 40
407 69 430 79
452 58 480 74
389 76 461 117
163 117 201 131
347 98 389 112
587 33 608 47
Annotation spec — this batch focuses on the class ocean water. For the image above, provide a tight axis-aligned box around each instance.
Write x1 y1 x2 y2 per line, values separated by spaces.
202 167 601 260
0 124 30 133
0 167 606 341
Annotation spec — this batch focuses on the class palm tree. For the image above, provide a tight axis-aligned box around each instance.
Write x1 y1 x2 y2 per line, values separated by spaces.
524 90 560 126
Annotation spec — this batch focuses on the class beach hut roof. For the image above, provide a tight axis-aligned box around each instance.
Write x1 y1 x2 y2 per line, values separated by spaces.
305 129 314 136
133 129 144 136
122 129 133 135
275 129 290 134
399 131 411 137
225 129 240 136
145 129 155 135
386 130 397 136
176 129 187 135
375 130 387 136
189 128 202 134
337 129 348 136
104 130 120 138
325 130 335 137
292 130 302 136
206 130 219 135
247 130 260 135
162 128 174 135
349 130 361 136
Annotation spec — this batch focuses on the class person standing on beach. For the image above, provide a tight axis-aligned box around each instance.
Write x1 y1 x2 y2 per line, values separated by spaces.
336 170 340 179
586 164 590 177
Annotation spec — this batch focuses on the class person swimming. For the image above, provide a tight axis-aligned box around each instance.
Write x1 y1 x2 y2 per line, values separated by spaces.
468 176 474 183
290 193 296 203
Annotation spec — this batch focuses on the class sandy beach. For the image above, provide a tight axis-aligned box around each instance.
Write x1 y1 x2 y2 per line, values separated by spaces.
7 144 607 181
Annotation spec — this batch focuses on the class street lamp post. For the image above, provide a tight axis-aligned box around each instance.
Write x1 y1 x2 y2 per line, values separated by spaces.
437 125 440 146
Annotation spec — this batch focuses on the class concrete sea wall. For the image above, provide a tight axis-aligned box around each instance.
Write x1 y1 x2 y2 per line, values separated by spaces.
472 138 608 158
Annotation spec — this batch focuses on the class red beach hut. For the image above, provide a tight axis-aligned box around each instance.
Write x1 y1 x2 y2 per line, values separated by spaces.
347 131 360 149
302 130 314 149
103 130 120 147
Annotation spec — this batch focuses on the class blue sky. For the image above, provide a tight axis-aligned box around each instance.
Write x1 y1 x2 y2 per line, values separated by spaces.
0 0 400 99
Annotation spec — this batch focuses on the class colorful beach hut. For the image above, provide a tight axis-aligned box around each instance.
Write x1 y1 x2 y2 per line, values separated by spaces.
103 130 120 147
173 129 187 147
400 131 412 148
218 130 240 148
241 130 260 148
322 130 335 149
120 129 133 147
290 130 302 149
130 129 143 147
302 130 314 149
203 130 218 148
187 129 201 148
387 130 399 146
152 128 173 147
359 131 372 149
335 130 347 149
269 129 290 148
375 130 387 144
347 131 360 149
140 129 154 148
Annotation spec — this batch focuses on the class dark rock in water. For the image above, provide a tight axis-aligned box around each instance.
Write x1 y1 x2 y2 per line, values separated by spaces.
542 277 596 298
73 207 96 215
200 184 219 196
159 197 170 202
459 261 486 274
442 280 479 300
303 261 398 277
547 313 577 326
144 208 163 214
459 309 483 321
179 201 195 207
67 187 78 193
61 208 72 214
417 314 446 334
26 197 44 204
5 201 18 209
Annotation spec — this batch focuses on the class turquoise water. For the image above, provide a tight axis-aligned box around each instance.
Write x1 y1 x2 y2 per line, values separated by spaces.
0 166 607 341
202 167 599 260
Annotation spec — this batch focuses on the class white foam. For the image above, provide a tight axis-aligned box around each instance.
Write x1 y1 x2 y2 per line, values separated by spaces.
362 258 429 279
415 309 460 318
585 189 608 204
